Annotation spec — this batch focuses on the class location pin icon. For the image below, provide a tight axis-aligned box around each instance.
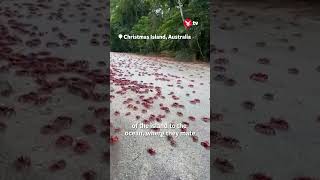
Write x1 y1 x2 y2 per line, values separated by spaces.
118 34 123 39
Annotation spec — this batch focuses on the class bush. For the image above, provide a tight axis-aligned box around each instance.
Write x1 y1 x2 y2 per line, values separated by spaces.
175 49 195 61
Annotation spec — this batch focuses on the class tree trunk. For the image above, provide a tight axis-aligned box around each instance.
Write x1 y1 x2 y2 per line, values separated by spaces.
177 0 185 22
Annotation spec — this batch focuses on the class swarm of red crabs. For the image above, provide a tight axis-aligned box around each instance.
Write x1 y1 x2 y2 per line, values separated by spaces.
0 0 109 178
210 5 320 179
109 53 210 159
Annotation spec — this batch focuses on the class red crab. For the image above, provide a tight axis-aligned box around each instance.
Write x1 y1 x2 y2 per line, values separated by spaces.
213 66 226 72
151 128 160 132
82 170 97 180
191 135 199 142
254 123 276 136
49 160 66 172
211 113 224 121
288 68 299 75
214 74 226 82
55 135 73 148
102 151 109 162
147 148 156 156
73 139 91 154
211 130 223 143
214 58 229 65
201 141 210 150
143 119 150 124
242 101 255 110
213 158 234 173
172 95 179 100
167 135 173 141
160 106 170 113
114 111 120 116
263 93 274 101
171 102 180 108
14 156 31 171
110 135 119 144
101 118 110 127
269 117 289 130
288 45 296 51
202 117 210 122
180 127 187 132
82 124 97 134
52 116 73 130
190 99 200 104
217 136 241 149
188 116 196 121
257 58 271 65
250 73 268 82
0 105 15 117
156 116 162 122
181 121 189 127
40 124 58 135
94 107 109 117
18 92 50 105
177 112 183 117
0 84 13 97
249 173 273 180
179 104 185 108
170 140 177 147
0 122 7 132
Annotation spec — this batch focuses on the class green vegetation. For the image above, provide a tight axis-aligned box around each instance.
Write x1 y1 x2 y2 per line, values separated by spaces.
111 0 210 61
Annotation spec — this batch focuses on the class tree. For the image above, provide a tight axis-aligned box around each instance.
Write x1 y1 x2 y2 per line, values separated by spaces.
111 0 210 61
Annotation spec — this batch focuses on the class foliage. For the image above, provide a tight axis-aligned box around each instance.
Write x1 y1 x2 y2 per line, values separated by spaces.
111 0 210 61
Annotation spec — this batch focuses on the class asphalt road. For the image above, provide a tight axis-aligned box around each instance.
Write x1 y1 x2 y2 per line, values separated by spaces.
1 0 108 180
110 52 210 180
211 1 320 179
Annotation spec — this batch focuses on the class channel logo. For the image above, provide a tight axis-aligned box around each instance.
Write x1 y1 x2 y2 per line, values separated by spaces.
183 18 198 30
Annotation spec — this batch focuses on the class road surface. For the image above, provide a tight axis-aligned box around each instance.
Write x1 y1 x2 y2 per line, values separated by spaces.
1 0 108 180
211 1 320 179
110 52 210 180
